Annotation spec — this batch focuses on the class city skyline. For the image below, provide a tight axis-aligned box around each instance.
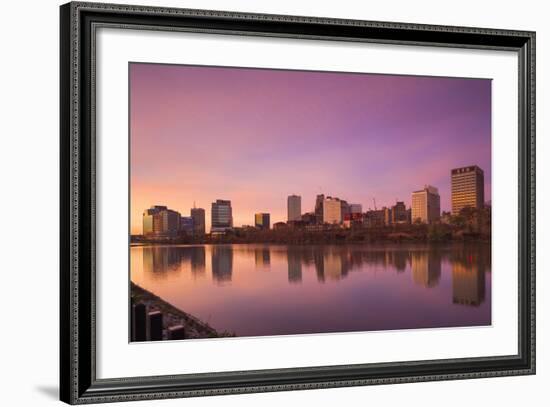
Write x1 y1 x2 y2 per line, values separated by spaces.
138 162 487 235
130 63 491 234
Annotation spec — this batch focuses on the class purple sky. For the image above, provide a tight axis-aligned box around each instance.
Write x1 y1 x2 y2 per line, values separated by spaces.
130 63 491 234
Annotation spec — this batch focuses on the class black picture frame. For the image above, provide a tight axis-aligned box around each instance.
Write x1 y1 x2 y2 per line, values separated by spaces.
60 1 536 404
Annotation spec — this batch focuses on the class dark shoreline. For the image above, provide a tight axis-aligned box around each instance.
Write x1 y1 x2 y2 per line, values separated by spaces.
130 282 234 339
131 226 490 246
130 239 490 247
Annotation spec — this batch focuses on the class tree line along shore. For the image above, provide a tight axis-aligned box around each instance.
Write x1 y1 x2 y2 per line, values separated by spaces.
132 207 491 245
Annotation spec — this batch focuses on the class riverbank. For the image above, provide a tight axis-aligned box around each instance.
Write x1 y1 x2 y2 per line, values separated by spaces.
131 282 234 339
131 223 490 246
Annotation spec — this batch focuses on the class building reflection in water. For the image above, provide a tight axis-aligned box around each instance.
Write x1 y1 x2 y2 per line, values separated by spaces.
323 253 343 281
142 246 181 279
451 253 486 306
287 248 302 283
140 244 489 306
142 246 207 279
254 247 271 269
190 246 206 277
411 250 441 288
313 250 325 282
390 250 408 273
133 243 492 337
211 245 233 283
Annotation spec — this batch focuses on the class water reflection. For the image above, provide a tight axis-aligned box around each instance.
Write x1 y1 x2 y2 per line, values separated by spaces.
142 246 187 278
287 248 302 283
133 243 491 337
140 244 489 300
211 246 233 283
411 250 441 288
451 246 487 306
254 248 271 269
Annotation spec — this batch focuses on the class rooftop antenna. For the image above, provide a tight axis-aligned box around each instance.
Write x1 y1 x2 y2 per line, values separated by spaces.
373 198 377 211
193 201 196 209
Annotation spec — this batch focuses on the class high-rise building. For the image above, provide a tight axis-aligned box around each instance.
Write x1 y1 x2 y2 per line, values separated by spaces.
287 195 302 222
162 210 181 237
254 213 270 230
383 207 392 226
340 200 350 221
180 216 194 235
142 205 180 238
315 194 325 224
190 206 206 235
211 199 233 233
451 165 485 215
142 205 165 236
411 185 440 224
391 201 408 224
349 204 362 214
323 197 342 224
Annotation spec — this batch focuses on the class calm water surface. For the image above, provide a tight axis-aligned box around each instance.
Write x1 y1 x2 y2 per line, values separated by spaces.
131 243 491 337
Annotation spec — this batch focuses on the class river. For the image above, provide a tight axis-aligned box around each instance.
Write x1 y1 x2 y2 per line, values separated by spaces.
130 242 491 338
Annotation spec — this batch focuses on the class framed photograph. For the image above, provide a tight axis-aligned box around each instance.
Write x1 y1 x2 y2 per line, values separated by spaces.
60 1 535 404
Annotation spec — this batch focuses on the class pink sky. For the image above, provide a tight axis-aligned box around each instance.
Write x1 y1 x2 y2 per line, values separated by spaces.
130 63 491 234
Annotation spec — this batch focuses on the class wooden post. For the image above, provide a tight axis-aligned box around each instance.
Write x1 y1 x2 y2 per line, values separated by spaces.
167 325 186 340
131 302 147 342
148 310 163 341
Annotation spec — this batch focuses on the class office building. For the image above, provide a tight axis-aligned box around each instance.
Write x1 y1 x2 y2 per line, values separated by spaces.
190 206 206 235
383 207 392 226
162 209 181 237
349 204 362 214
315 194 325 224
391 201 408 224
211 199 233 233
180 216 194 235
411 185 440 224
340 199 350 221
255 213 270 230
323 197 342 224
287 194 302 222
143 205 165 236
142 205 181 238
301 212 317 225
451 165 485 215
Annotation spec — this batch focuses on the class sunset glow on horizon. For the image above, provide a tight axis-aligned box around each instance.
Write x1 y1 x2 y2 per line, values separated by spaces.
130 63 491 234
